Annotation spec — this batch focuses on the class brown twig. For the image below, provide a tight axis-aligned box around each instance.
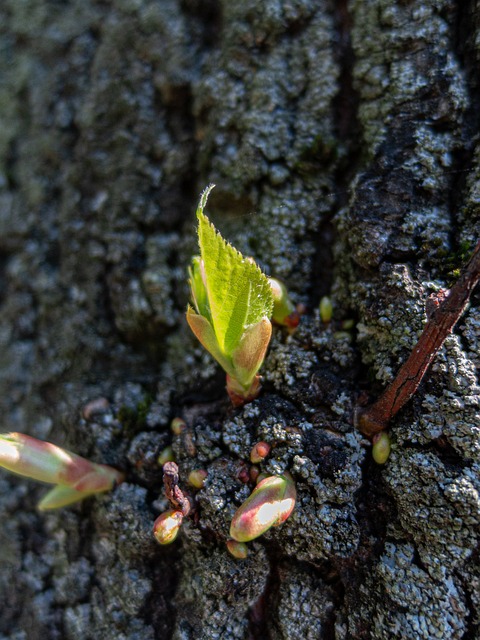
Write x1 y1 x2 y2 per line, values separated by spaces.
356 241 480 438
163 461 192 516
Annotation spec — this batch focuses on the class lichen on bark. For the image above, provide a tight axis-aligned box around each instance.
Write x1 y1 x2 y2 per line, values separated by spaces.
1 0 480 639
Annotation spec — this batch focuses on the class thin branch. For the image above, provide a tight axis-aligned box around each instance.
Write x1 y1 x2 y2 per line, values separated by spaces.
356 241 480 438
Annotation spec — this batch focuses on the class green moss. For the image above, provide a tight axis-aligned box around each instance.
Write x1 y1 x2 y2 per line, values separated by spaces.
116 395 153 432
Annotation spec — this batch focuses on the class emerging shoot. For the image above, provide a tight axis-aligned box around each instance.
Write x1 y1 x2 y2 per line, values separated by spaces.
0 432 124 510
187 185 274 405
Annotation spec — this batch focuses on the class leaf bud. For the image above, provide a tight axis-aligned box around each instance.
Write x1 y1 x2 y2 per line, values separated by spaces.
157 446 175 466
226 539 248 559
372 432 391 465
153 509 183 545
229 472 296 542
268 278 300 328
250 441 271 464
171 418 187 435
319 296 333 323
188 469 208 489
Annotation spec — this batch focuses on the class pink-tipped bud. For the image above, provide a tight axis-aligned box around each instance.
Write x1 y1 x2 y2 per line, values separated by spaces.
188 469 207 489
0 432 124 496
226 539 248 559
229 472 296 542
372 432 391 465
157 446 175 466
153 509 184 545
250 441 271 464
171 418 187 435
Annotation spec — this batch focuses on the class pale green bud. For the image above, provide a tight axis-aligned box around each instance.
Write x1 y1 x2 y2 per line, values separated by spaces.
0 432 124 510
268 278 299 328
171 418 187 435
157 446 175 466
188 469 208 489
372 432 391 464
319 296 333 323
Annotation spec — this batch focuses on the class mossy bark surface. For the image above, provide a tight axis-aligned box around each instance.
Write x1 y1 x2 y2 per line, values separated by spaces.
1 1 480 639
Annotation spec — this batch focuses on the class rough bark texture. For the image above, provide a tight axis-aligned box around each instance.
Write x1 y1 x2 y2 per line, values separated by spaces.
1 1 479 639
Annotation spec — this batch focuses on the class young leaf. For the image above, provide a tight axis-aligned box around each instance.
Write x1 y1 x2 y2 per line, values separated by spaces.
196 185 273 357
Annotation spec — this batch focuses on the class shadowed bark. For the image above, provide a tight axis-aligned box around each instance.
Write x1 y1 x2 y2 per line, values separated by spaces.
1 1 479 639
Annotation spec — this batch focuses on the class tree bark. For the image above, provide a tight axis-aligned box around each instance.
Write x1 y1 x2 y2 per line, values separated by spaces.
1 1 479 639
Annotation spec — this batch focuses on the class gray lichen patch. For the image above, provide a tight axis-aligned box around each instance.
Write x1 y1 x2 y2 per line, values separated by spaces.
349 264 427 385
349 542 468 639
267 562 336 640
383 450 480 579
172 545 270 640
346 0 469 268
410 335 480 459
192 2 339 293
350 0 468 156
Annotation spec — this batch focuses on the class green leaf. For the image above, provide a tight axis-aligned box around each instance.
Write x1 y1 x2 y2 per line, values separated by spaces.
196 185 273 356
186 305 235 378
38 485 93 511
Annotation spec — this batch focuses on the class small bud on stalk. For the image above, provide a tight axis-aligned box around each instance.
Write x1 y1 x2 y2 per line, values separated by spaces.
153 509 184 545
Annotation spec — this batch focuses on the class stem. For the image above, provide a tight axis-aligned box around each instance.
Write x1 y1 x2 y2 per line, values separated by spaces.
163 461 192 516
356 241 480 438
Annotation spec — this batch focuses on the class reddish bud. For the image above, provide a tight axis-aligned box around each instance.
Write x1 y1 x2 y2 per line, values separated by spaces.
249 465 260 484
237 465 251 484
250 441 271 464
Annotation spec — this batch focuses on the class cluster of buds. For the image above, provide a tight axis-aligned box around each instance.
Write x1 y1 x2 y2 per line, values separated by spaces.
0 432 124 510
153 461 208 546
227 472 296 557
